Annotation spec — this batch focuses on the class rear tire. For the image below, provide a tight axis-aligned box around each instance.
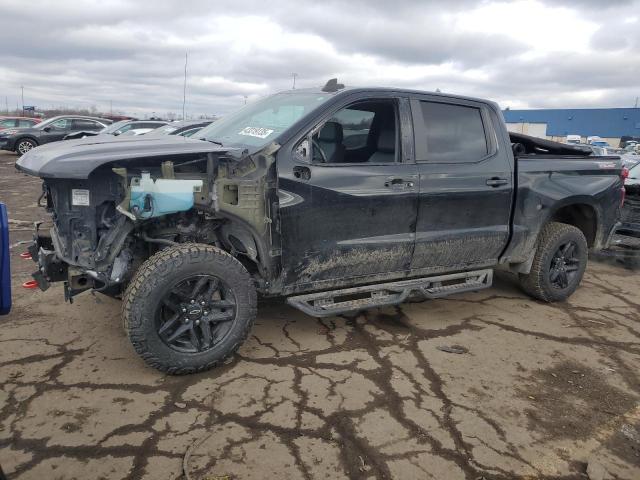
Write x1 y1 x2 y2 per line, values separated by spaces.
122 243 257 375
519 222 588 302
15 138 37 156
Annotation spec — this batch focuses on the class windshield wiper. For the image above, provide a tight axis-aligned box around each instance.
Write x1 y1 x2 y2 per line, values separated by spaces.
204 139 223 146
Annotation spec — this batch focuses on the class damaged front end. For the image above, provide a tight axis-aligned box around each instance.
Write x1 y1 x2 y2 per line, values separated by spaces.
17 137 280 302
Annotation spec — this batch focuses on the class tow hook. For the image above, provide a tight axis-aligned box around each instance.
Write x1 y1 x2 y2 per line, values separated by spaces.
31 271 50 292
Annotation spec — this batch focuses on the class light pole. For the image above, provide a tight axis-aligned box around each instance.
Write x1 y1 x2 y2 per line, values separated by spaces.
182 52 188 120
21 85 24 113
291 73 298 89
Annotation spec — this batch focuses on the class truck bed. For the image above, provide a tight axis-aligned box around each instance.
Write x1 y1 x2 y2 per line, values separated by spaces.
510 131 594 157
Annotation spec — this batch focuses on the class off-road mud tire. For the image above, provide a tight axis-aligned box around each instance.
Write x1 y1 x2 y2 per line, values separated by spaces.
122 243 257 375
519 222 588 302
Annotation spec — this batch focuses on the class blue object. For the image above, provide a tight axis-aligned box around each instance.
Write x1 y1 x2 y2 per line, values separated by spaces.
0 202 11 315
129 173 203 219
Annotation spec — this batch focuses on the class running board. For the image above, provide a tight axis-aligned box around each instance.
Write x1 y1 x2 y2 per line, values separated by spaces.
286 269 493 317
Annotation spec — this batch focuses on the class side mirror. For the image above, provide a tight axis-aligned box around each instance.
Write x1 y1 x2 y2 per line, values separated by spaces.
294 137 310 162
43 126 51 132
113 131 120 136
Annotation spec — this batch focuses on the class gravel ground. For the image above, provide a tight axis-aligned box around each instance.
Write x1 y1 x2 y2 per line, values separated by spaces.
1 150 639 480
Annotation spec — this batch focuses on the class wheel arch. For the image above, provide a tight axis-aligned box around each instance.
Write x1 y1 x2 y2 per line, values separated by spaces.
212 210 277 285
503 197 601 275
547 200 600 247
14 135 39 145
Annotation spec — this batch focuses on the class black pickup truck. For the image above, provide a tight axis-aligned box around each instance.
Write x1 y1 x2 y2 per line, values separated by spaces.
16 81 624 374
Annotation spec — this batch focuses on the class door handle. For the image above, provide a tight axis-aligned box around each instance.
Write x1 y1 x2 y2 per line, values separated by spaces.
384 177 414 189
486 177 509 187
293 166 311 181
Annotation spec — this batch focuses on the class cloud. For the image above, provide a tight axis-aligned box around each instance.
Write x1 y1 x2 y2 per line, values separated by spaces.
0 0 638 117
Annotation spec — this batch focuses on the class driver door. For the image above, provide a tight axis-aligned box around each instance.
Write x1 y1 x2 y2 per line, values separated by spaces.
277 94 418 293
40 118 72 144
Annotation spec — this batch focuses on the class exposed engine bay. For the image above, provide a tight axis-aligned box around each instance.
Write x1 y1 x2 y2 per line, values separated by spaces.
28 146 280 301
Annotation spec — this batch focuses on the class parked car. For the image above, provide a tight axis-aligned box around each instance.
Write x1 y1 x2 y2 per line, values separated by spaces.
0 116 112 155
119 128 157 136
625 160 640 193
16 82 624 374
143 120 214 138
566 134 582 144
0 202 10 315
0 116 41 131
619 162 640 237
624 144 640 154
578 144 614 156
63 120 167 140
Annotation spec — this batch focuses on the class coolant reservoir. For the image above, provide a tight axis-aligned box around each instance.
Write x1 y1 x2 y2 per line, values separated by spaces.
129 172 203 219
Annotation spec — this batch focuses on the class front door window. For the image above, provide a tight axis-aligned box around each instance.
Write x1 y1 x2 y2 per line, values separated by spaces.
310 100 399 164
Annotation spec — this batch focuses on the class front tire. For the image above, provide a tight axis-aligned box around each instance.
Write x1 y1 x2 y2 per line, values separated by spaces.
15 138 37 156
519 222 588 302
122 243 257 375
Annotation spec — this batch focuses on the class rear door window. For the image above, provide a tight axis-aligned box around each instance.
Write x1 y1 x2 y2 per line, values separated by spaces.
18 119 36 127
416 101 489 163
72 119 103 131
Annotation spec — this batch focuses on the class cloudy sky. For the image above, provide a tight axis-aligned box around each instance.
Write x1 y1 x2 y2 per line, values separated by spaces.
0 0 638 118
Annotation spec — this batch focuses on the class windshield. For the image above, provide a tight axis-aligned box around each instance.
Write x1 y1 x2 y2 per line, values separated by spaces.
196 92 332 149
146 125 179 137
101 120 130 134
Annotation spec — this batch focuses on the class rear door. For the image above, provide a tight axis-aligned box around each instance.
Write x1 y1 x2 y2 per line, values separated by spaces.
409 96 513 272
277 94 419 291
71 119 104 134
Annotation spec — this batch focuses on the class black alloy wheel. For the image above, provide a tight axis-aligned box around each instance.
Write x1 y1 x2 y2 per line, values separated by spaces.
156 275 237 353
548 241 581 290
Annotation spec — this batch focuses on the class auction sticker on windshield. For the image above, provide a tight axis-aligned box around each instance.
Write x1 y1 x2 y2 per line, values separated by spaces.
238 127 274 139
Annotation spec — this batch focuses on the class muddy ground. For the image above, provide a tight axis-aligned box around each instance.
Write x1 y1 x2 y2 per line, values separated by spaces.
1 149 639 480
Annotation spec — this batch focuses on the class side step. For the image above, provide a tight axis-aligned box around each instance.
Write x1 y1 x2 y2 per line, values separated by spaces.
286 269 493 317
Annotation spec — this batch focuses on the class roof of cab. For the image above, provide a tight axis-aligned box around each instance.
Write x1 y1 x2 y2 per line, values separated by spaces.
279 85 500 110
